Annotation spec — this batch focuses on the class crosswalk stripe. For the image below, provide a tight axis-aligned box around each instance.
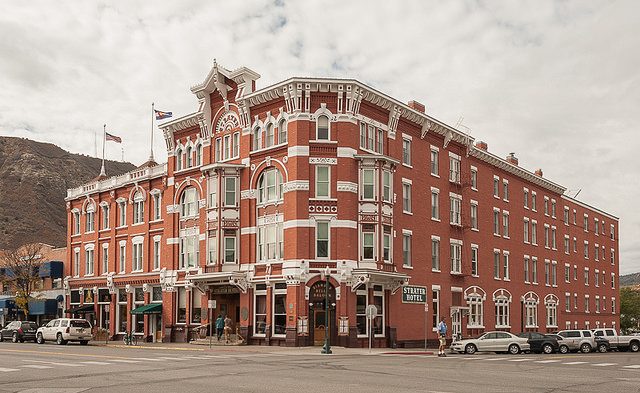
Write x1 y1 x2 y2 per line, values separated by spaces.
0 367 20 372
131 358 164 362
80 361 111 365
534 360 560 364
158 357 184 361
107 359 140 363
22 365 54 369
592 363 617 367
461 357 481 360
623 365 640 369
562 361 588 365
483 357 509 361
509 358 533 362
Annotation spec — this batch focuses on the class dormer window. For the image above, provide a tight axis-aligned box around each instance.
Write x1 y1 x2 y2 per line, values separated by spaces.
317 115 329 140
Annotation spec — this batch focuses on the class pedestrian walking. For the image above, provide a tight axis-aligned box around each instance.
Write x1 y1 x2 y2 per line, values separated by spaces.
437 317 447 357
215 315 224 341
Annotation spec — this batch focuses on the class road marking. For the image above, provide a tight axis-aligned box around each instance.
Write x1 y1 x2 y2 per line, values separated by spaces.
107 359 140 363
563 361 588 365
22 365 54 369
0 367 20 372
483 357 509 361
509 358 533 362
534 360 561 364
623 365 640 369
24 360 84 367
158 357 184 361
131 358 164 362
80 361 112 365
592 363 617 367
461 357 481 360
183 356 214 360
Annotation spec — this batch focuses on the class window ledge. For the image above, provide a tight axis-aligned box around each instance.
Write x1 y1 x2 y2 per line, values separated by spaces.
402 163 413 169
131 222 145 227
431 174 440 179
471 228 479 232
85 231 95 235
432 269 441 273
309 140 337 144
466 325 485 329
150 219 164 224
84 274 94 277
471 274 479 278
471 187 477 192
403 265 414 270
503 278 511 282
493 195 500 199
131 270 143 273
116 226 127 230
503 199 509 203
431 218 441 222
99 229 110 233
450 272 463 276
310 197 337 202
403 211 413 215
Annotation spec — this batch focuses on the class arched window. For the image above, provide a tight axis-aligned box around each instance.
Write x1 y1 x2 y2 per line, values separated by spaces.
196 143 203 166
493 289 511 328
465 286 486 328
279 119 287 144
545 294 559 328
133 191 144 224
265 123 274 148
253 127 262 151
258 168 283 204
180 187 198 218
85 203 95 233
186 146 193 168
523 292 539 328
175 148 182 171
317 115 329 140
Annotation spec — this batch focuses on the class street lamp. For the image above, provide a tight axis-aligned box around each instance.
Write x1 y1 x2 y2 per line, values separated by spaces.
321 266 332 354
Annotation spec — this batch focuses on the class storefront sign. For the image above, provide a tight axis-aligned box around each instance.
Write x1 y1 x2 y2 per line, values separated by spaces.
401 285 427 304
211 285 240 295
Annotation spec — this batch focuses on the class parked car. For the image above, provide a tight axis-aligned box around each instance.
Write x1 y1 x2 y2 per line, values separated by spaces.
450 331 530 355
547 334 571 354
592 328 640 352
0 321 39 343
517 332 560 354
557 330 601 353
36 318 93 345
593 335 611 353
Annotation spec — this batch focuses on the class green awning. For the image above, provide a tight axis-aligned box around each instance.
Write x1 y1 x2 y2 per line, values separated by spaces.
130 303 162 315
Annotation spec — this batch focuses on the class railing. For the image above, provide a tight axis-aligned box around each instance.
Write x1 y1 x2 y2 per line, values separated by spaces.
67 163 167 199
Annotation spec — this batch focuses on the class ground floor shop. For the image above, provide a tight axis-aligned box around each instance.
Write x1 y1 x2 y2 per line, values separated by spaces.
64 270 619 347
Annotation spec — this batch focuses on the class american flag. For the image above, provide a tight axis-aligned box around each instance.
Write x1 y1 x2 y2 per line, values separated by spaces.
154 109 172 120
105 132 122 143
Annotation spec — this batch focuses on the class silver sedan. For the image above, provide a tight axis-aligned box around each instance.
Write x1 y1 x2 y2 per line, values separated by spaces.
450 331 531 355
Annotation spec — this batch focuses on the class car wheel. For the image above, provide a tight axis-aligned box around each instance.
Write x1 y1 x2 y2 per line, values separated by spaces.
36 333 44 344
559 345 569 354
80 340 88 346
508 344 520 355
56 333 67 345
542 344 554 354
629 342 640 353
465 344 477 354
12 333 18 343
598 344 608 353
580 343 592 353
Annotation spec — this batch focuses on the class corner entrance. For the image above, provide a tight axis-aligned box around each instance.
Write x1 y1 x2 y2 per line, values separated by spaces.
309 281 336 346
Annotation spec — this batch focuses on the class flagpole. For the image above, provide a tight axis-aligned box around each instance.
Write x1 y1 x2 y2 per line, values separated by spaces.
100 124 106 176
149 102 155 162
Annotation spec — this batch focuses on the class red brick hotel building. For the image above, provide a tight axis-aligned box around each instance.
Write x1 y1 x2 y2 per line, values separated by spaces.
65 61 619 347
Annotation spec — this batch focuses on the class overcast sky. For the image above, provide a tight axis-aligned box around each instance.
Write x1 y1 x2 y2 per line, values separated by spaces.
1 1 638 273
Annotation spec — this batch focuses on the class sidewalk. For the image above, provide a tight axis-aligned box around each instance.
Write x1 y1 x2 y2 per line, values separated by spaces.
91 341 436 355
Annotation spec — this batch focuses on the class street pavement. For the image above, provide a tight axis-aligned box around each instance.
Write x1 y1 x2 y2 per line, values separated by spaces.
0 342 639 392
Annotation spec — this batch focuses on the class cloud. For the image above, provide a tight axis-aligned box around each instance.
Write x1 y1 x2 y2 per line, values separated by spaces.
1 0 639 273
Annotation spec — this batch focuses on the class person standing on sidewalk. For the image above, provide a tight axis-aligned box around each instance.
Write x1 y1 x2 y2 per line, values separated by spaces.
224 315 233 343
215 315 225 341
437 317 447 357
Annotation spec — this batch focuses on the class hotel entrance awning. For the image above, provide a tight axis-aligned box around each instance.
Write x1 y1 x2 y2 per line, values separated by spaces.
185 271 248 293
349 268 411 294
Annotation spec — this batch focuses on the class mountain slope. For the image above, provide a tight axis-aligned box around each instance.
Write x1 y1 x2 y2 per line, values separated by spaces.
0 136 135 249
620 272 640 287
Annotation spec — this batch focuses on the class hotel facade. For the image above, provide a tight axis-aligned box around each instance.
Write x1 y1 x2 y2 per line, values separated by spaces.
65 62 620 347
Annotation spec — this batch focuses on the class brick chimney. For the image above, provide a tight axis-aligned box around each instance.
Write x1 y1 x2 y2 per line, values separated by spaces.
475 141 488 151
408 100 425 113
535 168 543 177
506 152 518 166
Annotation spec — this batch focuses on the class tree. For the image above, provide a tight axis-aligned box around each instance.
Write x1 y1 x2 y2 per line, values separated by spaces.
620 286 640 333
0 243 44 318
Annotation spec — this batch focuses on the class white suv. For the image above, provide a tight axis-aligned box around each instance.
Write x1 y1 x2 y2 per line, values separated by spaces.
36 318 93 345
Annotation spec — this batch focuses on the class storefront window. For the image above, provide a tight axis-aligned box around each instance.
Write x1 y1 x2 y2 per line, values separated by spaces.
254 284 267 335
273 283 287 336
177 287 187 324
152 286 162 302
356 291 367 336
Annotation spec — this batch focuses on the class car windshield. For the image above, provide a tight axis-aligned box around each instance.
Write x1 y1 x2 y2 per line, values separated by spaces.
23 322 38 328
70 320 91 328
